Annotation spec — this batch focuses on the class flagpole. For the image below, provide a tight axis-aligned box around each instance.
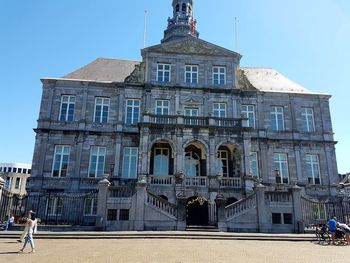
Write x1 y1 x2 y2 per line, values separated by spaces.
234 17 238 51
144 10 148 48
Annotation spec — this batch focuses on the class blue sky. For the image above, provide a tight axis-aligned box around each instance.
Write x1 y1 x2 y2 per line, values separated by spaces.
0 0 349 173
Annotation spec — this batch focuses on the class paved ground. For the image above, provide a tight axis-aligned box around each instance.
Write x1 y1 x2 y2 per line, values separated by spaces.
0 237 349 263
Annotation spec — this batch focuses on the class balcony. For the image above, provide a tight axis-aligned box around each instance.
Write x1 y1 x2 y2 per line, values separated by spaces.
141 113 245 129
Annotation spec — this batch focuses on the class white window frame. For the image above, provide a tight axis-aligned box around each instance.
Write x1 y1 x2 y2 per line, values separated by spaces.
59 95 75 121
122 147 138 179
46 197 63 216
154 147 169 176
94 97 110 124
213 103 226 118
216 150 229 177
88 146 106 178
212 66 226 85
156 100 170 115
184 107 199 125
52 145 70 177
306 154 321 185
271 106 285 131
14 177 21 189
301 107 315 132
157 63 171 82
250 152 259 178
185 65 198 84
83 198 97 216
241 104 256 128
125 99 141 124
274 153 289 184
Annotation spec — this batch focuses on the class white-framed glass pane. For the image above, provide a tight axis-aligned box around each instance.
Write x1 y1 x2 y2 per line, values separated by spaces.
185 65 198 84
126 99 140 124
216 150 228 177
273 153 289 184
122 147 138 178
157 63 171 82
213 66 226 85
47 197 63 216
306 154 321 185
52 145 70 177
94 97 110 123
88 146 106 178
156 100 170 115
301 107 315 132
185 151 200 177
84 198 97 216
59 95 75 121
271 106 285 131
213 103 226 118
250 152 259 178
154 148 169 176
241 104 256 128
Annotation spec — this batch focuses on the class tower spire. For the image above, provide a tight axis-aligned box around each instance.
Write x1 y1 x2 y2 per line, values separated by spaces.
162 0 199 43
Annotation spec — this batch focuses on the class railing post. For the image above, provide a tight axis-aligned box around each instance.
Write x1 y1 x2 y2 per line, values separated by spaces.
215 194 227 231
95 178 110 230
176 195 187 231
254 183 269 232
134 176 147 231
291 184 303 233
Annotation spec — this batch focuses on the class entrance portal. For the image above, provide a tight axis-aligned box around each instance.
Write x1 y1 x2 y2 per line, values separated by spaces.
186 196 209 226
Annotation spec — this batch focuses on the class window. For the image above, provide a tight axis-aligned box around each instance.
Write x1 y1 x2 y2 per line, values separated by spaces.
213 103 226 118
17 168 22 173
301 107 315 132
13 168 17 173
185 151 200 177
23 169 27 174
184 107 199 125
7 167 12 173
154 148 169 176
15 177 21 189
156 100 170 115
250 152 259 178
212 66 226 85
157 64 171 82
283 213 293 224
84 198 97 216
216 150 229 177
271 106 285 131
122 147 138 179
185 65 198 84
107 209 117 221
47 197 63 216
306 154 321 185
126 99 140 124
272 213 282 224
52 146 70 177
88 147 106 178
241 105 256 128
119 209 129 221
94 97 110 123
182 3 186 13
59 95 75 121
274 153 289 184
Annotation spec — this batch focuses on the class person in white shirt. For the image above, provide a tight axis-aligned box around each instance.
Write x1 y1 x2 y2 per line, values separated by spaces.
337 222 350 245
19 212 38 253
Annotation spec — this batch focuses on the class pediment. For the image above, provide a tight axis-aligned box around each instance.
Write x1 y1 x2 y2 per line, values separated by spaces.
144 36 241 60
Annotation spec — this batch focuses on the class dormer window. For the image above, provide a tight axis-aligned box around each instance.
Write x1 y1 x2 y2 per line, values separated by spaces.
185 65 198 84
157 63 171 82
176 4 179 13
213 66 226 85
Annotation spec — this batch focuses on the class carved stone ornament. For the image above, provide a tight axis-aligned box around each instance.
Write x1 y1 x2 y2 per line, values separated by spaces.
125 62 145 83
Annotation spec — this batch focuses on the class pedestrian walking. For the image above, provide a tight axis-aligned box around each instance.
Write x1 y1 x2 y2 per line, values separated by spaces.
17 210 33 242
19 211 38 253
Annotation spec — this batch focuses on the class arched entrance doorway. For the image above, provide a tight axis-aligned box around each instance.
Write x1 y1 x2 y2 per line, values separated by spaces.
186 196 209 226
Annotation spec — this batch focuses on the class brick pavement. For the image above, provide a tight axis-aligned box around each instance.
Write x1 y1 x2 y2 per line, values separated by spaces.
0 238 349 263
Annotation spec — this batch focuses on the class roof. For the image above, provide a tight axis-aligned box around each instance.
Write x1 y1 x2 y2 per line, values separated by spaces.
59 58 321 95
63 58 139 82
241 68 314 94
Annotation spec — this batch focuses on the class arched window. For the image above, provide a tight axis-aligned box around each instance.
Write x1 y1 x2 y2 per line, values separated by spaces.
185 151 200 177
150 143 174 176
182 3 187 13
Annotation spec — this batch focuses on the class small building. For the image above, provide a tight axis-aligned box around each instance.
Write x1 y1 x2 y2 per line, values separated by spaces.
0 163 31 196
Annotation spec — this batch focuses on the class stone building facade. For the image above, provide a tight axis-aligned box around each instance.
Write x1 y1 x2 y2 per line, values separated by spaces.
28 0 339 232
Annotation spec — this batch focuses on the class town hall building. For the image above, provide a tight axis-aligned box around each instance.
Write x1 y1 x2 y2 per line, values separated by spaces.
27 0 339 232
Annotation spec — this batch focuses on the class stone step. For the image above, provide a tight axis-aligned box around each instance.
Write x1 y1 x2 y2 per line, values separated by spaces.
186 225 220 232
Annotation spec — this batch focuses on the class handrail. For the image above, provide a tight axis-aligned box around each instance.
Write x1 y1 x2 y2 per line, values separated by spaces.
225 193 257 220
146 192 177 218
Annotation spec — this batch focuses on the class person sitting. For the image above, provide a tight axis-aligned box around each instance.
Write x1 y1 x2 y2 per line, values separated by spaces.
337 222 350 245
2 214 14 231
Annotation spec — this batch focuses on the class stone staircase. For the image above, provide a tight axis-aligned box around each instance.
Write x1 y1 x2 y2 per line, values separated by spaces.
225 193 257 220
146 191 177 219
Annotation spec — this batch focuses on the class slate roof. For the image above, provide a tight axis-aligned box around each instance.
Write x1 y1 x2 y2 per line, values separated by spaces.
63 58 139 82
61 58 316 94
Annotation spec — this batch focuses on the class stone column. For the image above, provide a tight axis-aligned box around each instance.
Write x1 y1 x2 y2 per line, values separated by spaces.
254 183 269 232
291 184 303 233
0 177 5 204
95 179 110 229
134 178 147 231
215 195 227 231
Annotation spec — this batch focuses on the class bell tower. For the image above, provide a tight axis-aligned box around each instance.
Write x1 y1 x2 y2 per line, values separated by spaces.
162 0 199 43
